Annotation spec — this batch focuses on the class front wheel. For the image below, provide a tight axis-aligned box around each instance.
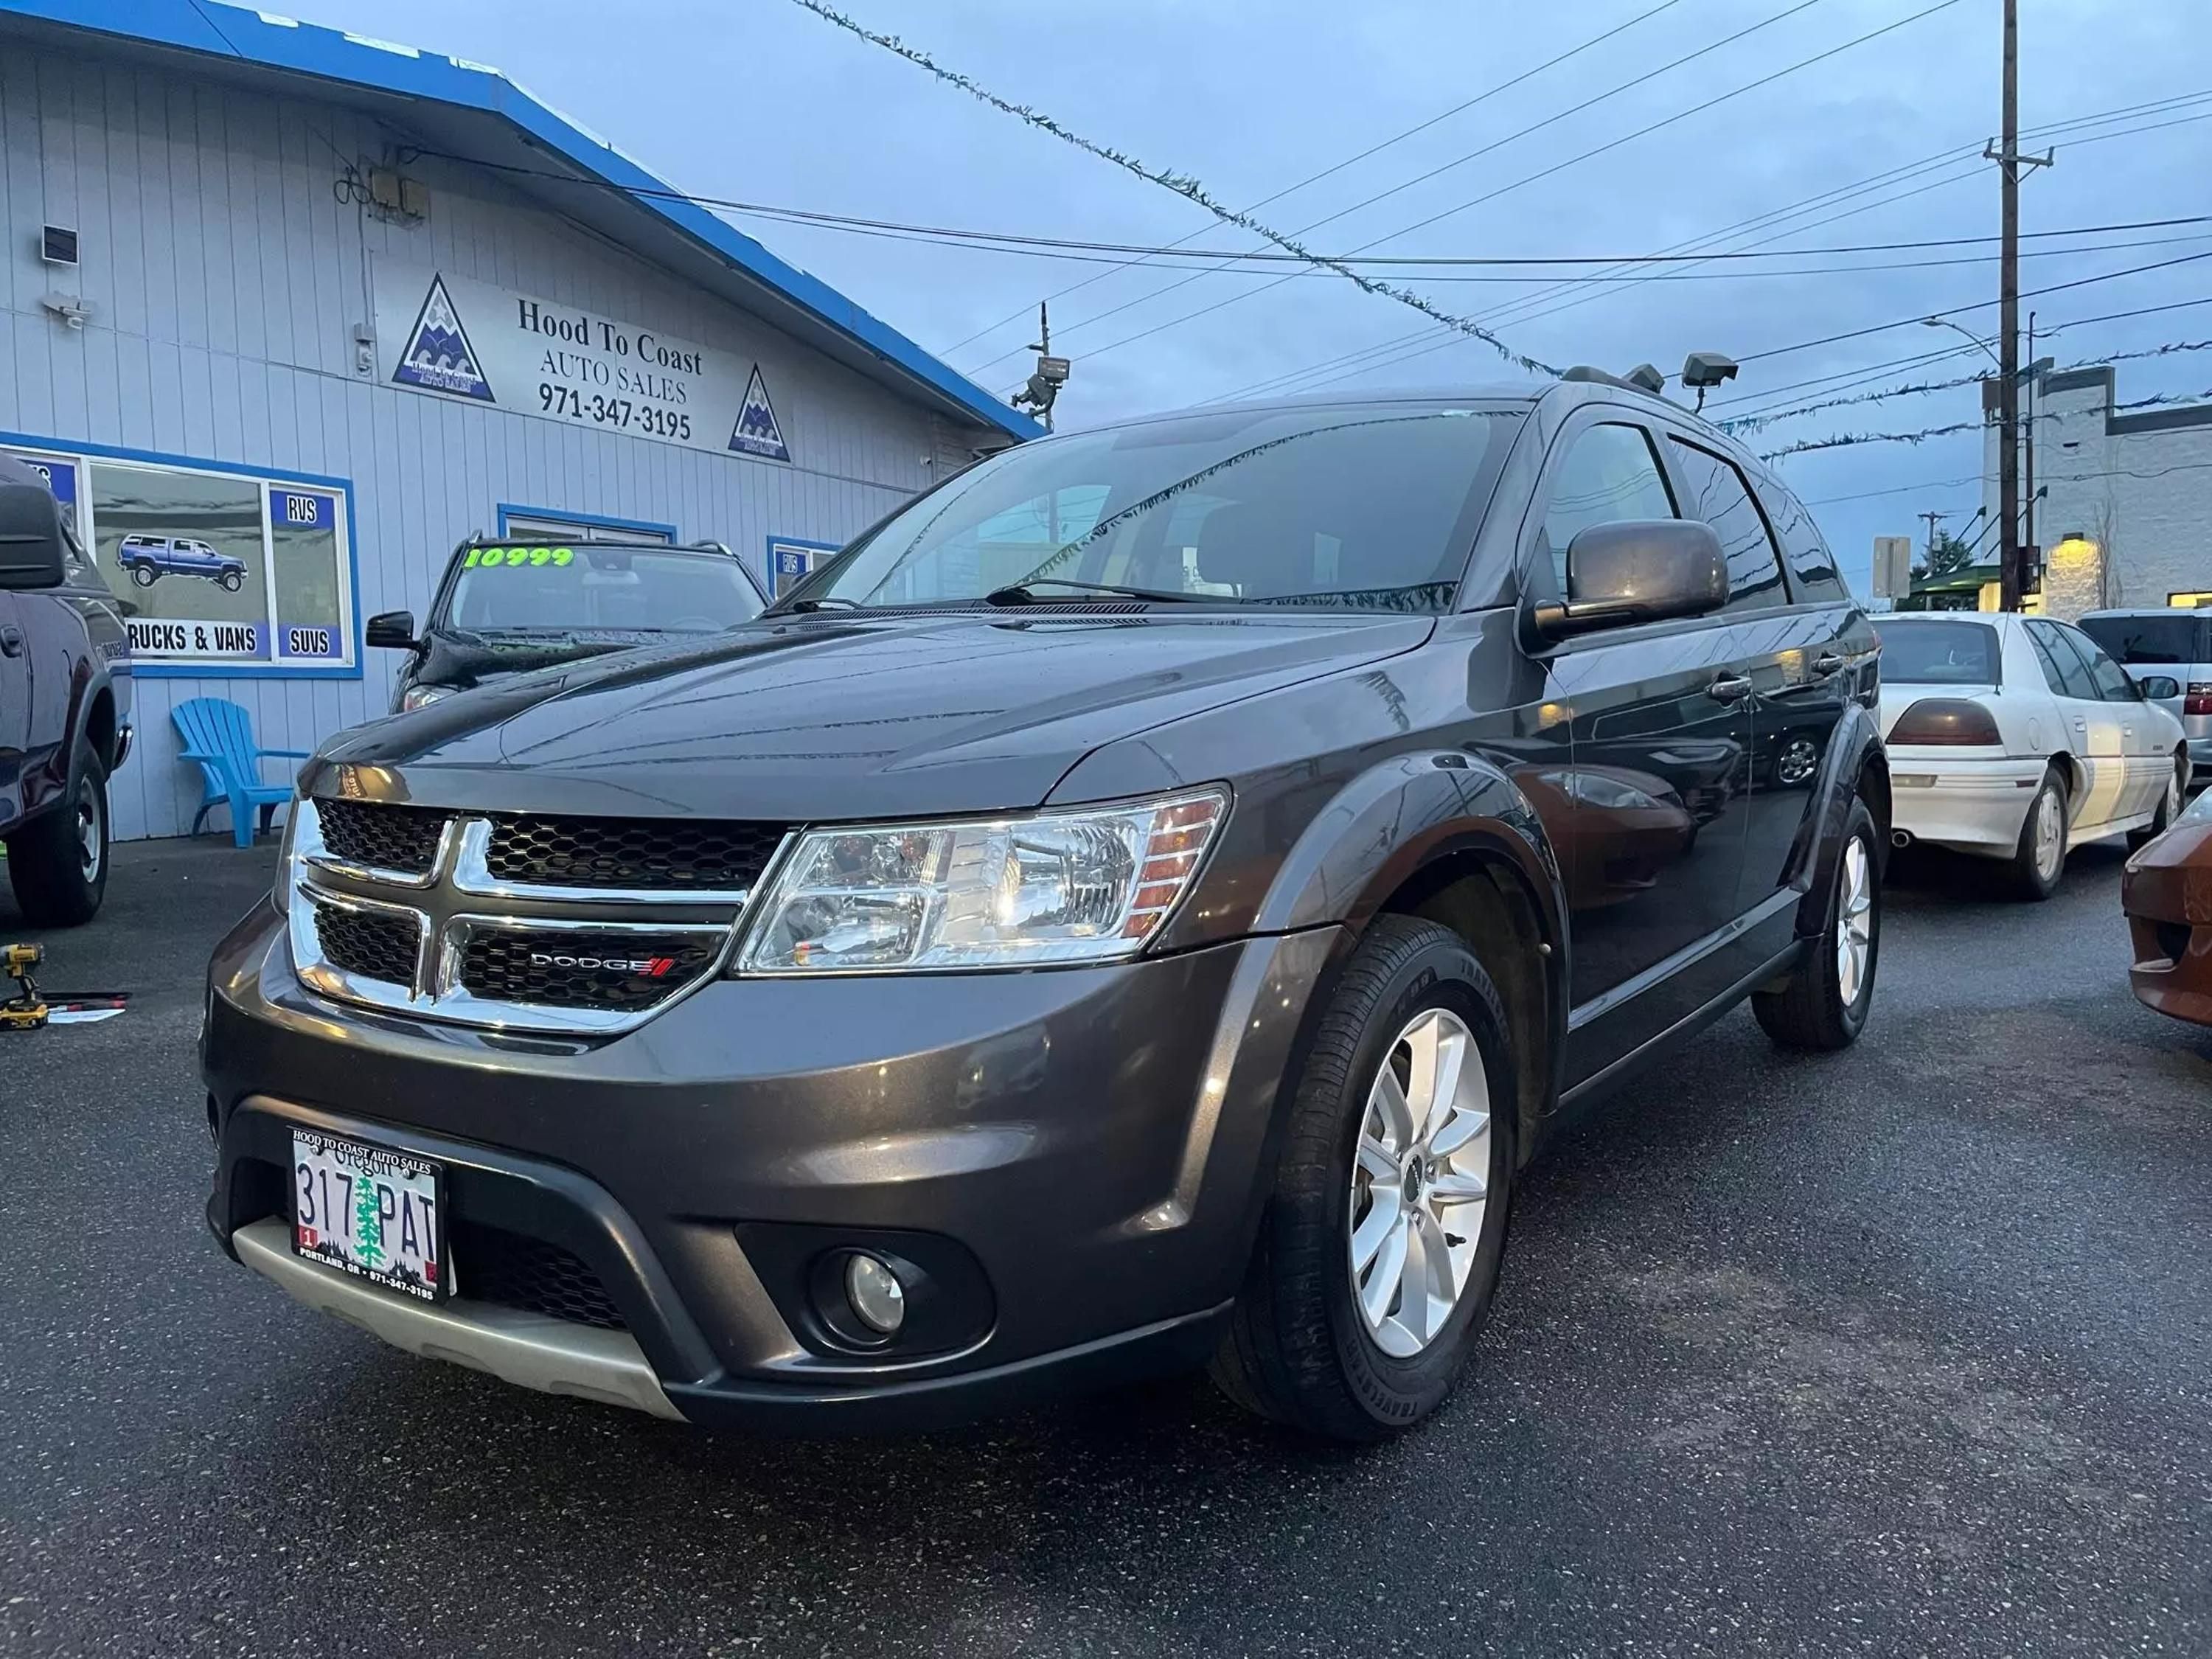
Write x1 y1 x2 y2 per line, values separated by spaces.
1210 916 1516 1442
5 740 110 926
218 570 243 592
1753 796 1880 1051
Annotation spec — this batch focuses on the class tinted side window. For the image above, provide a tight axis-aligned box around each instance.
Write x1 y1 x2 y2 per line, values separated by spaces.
1538 422 1677 593
2026 619 2102 700
2061 624 2140 701
1757 479 1846 599
1666 438 1786 611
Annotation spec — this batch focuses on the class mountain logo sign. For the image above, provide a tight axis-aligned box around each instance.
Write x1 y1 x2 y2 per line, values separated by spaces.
393 274 495 403
728 366 790 462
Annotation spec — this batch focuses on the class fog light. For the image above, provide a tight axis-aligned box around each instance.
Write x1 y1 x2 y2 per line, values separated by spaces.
844 1252 906 1335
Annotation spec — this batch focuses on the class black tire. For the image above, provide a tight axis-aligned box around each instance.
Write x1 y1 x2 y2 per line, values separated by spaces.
2006 767 2068 901
6 740 110 927
1209 915 1517 1442
2127 753 2187 851
1752 796 1881 1052
129 563 156 587
219 570 243 592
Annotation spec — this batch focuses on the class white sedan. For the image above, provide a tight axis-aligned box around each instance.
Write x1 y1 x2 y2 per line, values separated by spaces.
1879 612 2189 899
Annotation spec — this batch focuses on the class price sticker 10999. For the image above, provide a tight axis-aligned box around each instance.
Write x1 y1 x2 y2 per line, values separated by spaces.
465 546 574 571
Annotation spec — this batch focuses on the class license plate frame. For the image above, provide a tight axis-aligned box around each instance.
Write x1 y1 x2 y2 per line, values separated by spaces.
290 1128 448 1303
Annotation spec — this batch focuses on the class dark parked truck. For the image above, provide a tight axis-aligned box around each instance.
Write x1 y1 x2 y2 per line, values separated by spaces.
203 380 1887 1441
366 537 769 714
0 456 132 925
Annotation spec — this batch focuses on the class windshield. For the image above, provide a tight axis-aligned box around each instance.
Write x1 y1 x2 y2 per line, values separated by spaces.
439 544 763 636
2077 613 2208 665
1883 619 2000 684
793 403 1522 613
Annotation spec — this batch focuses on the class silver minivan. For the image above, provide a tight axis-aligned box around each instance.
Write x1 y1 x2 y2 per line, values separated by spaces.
2077 607 2212 779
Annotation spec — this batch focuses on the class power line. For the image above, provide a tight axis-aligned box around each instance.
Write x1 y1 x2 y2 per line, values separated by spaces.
936 0 1688 357
992 0 1966 379
1806 453 2212 508
1229 90 2212 405
1758 388 2203 462
785 0 1557 374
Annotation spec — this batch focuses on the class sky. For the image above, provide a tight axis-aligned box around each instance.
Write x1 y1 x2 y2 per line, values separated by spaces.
281 0 2212 594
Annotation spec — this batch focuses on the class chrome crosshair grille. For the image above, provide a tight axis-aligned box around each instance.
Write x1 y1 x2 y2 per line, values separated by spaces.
285 796 793 1034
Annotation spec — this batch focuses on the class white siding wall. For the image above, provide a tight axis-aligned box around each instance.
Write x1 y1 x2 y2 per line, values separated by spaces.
1981 369 2212 618
1 47 990 839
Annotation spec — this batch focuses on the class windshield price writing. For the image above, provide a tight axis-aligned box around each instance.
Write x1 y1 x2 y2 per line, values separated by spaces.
538 383 693 441
463 546 576 571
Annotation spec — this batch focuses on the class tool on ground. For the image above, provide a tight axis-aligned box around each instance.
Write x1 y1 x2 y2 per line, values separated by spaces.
1 942 130 1032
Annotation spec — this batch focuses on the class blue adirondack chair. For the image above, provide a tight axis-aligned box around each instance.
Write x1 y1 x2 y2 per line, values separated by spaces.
172 698 310 848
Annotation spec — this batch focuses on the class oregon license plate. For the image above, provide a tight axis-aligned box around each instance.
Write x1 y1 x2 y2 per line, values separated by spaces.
291 1129 446 1302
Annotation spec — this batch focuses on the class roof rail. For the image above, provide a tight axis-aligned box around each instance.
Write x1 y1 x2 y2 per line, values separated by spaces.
1561 364 1669 396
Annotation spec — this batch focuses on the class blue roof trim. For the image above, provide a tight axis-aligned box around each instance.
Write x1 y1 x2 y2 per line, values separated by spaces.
1 0 1040 442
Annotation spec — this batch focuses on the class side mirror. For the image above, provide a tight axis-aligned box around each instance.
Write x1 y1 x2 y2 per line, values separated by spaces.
2138 674 2180 701
0 473 69 591
1529 519 1728 643
365 611 420 652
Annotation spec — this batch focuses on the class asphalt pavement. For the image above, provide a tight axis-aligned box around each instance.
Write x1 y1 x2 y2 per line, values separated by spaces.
2 832 2208 1658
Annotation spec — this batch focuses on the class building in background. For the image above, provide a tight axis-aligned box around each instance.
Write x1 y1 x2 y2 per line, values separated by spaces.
1 0 1036 840
1981 364 2212 619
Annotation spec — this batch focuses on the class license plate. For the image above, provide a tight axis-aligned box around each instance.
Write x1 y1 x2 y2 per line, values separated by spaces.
291 1129 446 1302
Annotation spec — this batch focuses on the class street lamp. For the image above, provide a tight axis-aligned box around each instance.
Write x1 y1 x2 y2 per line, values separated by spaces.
1921 315 2003 369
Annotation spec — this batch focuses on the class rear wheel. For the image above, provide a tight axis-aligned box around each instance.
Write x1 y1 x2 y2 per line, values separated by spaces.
1753 796 1880 1051
1210 916 1516 1442
2006 768 2067 900
5 740 110 926
2128 754 2186 851
129 563 156 587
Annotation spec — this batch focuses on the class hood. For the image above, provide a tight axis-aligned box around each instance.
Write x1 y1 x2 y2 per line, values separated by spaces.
319 610 1434 821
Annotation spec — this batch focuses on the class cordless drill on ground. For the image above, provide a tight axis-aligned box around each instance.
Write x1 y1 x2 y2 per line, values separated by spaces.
1 942 49 1032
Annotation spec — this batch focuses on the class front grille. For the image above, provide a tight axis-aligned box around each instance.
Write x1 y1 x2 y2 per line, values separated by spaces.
313 799 451 874
484 813 787 891
450 1220 626 1330
313 901 420 986
457 929 725 1011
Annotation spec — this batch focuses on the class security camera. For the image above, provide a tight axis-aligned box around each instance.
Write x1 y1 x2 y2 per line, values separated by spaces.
1680 352 1739 390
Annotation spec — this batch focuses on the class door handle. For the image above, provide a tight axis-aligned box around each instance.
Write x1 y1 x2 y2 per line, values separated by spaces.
1708 673 1753 703
1811 652 1845 677
0 625 21 658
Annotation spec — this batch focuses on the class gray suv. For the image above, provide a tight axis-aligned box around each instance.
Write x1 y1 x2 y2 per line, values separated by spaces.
202 378 1888 1441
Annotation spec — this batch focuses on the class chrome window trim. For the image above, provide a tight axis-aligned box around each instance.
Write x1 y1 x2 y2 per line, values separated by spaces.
448 818 756 908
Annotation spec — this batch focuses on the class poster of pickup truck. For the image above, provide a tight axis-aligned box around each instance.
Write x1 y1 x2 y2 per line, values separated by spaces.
115 534 250 591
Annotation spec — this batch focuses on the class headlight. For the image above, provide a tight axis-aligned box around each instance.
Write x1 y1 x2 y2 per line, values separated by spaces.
734 788 1228 974
399 684 451 713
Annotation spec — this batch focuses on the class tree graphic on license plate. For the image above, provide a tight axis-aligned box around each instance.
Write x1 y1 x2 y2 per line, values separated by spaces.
353 1178 386 1270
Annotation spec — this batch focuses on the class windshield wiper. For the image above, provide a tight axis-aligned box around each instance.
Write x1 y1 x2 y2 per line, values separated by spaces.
984 578 1206 606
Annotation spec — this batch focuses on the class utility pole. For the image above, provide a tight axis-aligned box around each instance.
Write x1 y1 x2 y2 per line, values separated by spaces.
1987 0 2052 611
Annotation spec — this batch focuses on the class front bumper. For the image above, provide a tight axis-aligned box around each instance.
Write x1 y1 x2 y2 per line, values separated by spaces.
203 902 1340 1430
1887 751 2048 855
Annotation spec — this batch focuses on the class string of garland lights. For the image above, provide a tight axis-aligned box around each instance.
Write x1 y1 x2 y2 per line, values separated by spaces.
782 0 1558 375
1758 388 2212 462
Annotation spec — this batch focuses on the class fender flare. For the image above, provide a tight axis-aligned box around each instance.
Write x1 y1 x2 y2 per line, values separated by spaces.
1792 703 1889 938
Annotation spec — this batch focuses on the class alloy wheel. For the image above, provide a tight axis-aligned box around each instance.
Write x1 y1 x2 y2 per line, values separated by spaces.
2033 785 2064 883
1835 834 1874 1006
1347 1007 1491 1359
76 776 102 883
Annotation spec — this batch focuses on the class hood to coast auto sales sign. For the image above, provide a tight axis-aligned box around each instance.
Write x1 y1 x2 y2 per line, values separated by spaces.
374 264 791 463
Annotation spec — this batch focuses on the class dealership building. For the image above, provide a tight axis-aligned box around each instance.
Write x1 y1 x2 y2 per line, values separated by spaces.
1 0 1036 840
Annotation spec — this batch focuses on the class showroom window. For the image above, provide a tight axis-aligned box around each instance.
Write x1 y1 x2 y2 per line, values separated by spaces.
1 437 358 676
